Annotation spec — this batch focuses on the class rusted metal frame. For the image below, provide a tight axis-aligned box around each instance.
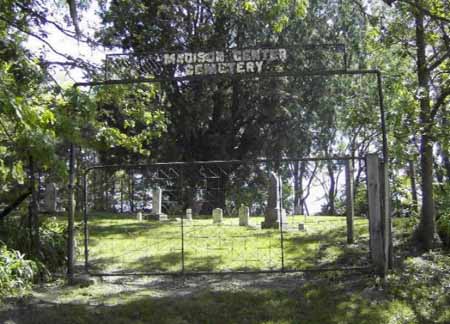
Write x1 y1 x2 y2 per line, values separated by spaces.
83 156 366 173
73 68 388 277
87 266 371 277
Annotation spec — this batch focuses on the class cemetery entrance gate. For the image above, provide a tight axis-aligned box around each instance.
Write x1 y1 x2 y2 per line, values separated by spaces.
69 45 392 278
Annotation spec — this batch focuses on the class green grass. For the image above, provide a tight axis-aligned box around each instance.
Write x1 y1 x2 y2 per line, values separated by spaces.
81 213 369 274
0 278 423 324
2 217 450 323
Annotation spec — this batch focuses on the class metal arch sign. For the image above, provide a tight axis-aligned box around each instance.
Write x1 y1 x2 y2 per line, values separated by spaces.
104 45 346 80
162 48 287 76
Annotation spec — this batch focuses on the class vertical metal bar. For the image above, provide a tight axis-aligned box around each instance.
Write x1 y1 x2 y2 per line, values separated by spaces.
83 172 89 273
279 216 285 271
345 159 354 244
67 143 75 284
377 72 388 164
181 210 185 274
120 178 124 213
278 174 285 272
380 161 393 269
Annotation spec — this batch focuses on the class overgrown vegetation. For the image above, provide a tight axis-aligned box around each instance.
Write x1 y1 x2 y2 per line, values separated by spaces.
0 243 36 299
0 216 67 281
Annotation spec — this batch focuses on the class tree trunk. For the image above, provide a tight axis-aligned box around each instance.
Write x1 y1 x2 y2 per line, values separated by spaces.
28 155 40 257
414 4 437 249
293 161 305 215
129 171 135 213
111 176 116 212
408 159 419 215
438 116 450 181
327 161 336 215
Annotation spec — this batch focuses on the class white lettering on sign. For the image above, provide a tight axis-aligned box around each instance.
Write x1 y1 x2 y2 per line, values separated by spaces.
162 48 287 76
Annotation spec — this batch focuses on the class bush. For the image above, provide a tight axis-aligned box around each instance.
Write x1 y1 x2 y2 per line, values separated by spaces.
437 213 450 247
38 218 67 272
434 183 450 247
0 216 67 274
0 242 37 298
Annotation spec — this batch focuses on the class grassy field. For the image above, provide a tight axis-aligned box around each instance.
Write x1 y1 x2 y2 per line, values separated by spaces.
82 213 370 274
2 217 450 323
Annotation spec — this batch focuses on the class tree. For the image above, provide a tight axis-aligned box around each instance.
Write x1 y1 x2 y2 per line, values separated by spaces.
378 0 450 249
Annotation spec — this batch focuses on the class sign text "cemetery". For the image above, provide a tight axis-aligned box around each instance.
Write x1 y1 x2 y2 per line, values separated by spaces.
163 48 287 76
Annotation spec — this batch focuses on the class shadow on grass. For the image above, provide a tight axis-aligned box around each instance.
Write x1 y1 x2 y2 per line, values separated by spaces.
83 213 370 274
283 224 370 270
0 275 398 324
87 250 226 274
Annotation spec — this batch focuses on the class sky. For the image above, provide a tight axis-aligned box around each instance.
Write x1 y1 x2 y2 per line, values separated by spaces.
25 2 108 84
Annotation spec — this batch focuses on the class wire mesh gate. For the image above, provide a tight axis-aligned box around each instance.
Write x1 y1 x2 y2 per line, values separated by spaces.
82 157 373 275
66 44 392 279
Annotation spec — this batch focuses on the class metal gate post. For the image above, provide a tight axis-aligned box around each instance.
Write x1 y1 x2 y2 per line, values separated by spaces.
67 143 75 284
367 154 389 276
379 160 393 269
181 213 185 274
83 172 89 273
345 159 354 244
279 173 285 272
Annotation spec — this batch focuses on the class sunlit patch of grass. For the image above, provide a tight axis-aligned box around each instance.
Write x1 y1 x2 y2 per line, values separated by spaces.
78 213 369 274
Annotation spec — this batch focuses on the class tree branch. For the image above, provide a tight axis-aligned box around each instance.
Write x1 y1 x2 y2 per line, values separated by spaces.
431 86 450 120
399 0 450 23
428 50 450 72
0 16 100 76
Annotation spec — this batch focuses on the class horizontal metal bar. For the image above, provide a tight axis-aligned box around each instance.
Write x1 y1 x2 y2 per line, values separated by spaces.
74 69 380 88
105 44 346 58
87 266 371 277
83 156 366 174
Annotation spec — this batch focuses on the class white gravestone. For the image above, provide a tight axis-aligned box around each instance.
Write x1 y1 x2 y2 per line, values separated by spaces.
280 208 287 225
212 208 223 224
239 205 250 226
186 208 193 221
262 172 287 229
151 187 168 221
136 212 143 221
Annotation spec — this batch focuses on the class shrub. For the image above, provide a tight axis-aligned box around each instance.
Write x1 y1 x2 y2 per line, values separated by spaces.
0 216 67 274
38 218 67 272
0 242 37 298
437 213 450 247
434 183 450 247
354 185 368 217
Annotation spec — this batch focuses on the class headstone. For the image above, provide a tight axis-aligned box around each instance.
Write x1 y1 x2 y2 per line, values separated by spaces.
262 172 287 229
298 223 305 231
212 208 223 224
136 212 143 221
280 208 287 226
239 205 250 226
186 208 193 221
151 187 168 221
44 182 57 213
